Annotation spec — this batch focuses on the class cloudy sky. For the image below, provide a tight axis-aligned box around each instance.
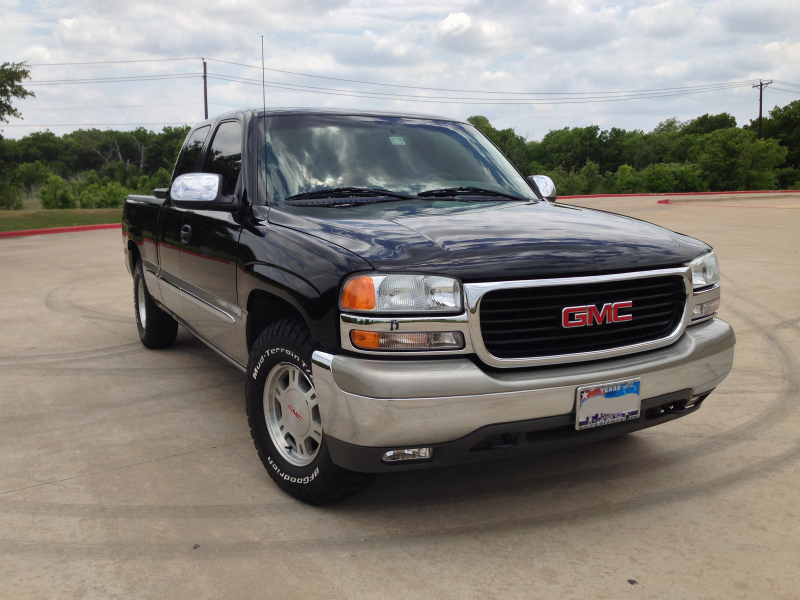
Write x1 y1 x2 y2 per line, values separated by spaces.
2 0 799 140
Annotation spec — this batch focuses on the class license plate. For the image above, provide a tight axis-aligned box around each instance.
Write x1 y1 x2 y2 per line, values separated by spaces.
576 378 641 430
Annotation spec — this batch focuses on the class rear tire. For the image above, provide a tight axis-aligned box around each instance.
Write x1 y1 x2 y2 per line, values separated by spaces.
246 317 375 505
133 259 178 349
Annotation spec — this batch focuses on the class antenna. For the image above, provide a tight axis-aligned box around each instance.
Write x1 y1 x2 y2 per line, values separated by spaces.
261 36 266 116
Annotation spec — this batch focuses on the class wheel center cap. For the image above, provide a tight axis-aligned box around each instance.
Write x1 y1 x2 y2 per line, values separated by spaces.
283 389 309 437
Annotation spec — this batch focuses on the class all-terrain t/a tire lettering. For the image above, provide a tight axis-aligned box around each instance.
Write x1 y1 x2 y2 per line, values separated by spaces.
245 318 374 505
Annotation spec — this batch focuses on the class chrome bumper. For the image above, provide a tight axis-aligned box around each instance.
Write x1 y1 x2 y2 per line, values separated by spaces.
312 318 735 448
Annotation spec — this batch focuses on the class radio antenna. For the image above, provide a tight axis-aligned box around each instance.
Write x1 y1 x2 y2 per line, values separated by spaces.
261 36 266 116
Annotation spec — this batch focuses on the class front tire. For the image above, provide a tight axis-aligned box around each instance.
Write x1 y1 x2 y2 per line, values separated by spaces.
246 318 374 505
133 259 178 349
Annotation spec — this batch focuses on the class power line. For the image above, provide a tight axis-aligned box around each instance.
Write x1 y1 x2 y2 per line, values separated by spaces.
18 102 238 112
25 54 767 98
27 57 201 66
207 73 755 105
25 73 201 86
204 57 762 97
21 67 758 105
208 72 754 101
1 123 194 127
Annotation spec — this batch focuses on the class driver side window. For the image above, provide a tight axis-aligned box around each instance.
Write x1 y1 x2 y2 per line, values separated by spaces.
173 125 210 178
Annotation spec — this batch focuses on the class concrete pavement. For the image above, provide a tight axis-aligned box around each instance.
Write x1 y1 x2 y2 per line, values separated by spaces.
1 194 799 599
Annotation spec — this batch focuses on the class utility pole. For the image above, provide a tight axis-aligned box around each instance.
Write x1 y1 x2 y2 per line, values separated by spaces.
752 79 772 138
203 59 208 120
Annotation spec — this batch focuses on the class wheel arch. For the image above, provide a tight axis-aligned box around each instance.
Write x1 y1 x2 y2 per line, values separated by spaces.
127 239 141 275
245 289 308 353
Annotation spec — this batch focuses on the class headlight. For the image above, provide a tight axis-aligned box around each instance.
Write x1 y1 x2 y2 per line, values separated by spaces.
340 274 463 313
688 251 720 289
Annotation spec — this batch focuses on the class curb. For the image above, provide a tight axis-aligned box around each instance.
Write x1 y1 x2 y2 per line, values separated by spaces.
0 222 122 239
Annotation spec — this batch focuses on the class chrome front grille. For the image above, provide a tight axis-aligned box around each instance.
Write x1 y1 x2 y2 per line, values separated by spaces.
478 276 685 359
464 267 692 368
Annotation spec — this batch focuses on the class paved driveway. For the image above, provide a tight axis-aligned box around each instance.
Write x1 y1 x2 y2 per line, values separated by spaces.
1 194 798 599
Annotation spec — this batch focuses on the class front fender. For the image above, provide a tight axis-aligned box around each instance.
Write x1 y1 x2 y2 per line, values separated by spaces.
237 219 372 350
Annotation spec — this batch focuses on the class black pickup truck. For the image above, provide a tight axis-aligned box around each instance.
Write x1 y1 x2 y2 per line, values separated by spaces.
122 108 735 504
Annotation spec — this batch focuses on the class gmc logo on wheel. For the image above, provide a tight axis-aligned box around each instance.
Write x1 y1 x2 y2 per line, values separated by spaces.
562 301 633 328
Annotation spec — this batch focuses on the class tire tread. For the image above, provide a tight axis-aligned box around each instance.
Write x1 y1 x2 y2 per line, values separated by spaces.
134 260 178 349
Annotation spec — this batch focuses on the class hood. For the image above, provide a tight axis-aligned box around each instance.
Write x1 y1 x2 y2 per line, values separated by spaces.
267 200 709 281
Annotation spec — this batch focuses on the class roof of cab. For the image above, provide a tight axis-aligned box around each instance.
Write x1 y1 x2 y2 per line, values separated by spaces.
193 107 465 128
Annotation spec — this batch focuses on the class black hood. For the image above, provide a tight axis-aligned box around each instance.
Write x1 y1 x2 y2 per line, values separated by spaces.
268 200 709 282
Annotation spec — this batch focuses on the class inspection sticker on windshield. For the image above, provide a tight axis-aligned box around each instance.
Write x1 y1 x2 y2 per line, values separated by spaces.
576 378 641 430
389 136 406 145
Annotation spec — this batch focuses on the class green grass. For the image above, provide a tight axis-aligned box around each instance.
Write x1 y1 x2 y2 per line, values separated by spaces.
0 208 123 233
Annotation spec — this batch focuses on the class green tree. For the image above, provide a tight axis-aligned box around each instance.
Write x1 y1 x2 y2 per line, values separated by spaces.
13 161 53 188
39 175 78 209
751 100 800 187
0 61 35 209
612 165 642 193
640 163 707 193
681 112 737 136
467 116 532 174
687 128 786 191
0 62 34 126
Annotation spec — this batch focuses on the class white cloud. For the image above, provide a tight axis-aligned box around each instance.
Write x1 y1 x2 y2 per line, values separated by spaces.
1 0 799 140
434 13 472 38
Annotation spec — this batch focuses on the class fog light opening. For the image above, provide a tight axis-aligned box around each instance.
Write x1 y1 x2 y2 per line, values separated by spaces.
381 447 433 463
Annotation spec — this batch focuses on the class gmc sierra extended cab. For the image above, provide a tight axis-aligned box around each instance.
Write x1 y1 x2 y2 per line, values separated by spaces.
122 109 735 505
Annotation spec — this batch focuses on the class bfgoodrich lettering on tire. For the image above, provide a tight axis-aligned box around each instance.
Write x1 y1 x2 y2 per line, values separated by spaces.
245 317 374 505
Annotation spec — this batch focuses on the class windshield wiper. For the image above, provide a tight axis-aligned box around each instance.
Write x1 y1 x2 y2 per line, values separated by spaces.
417 186 529 201
284 187 417 204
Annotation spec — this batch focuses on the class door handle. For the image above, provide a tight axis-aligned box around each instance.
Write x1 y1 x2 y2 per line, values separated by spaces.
180 224 192 244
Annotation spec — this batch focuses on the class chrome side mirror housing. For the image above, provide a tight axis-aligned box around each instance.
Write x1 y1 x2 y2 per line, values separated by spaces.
526 175 556 202
169 173 237 211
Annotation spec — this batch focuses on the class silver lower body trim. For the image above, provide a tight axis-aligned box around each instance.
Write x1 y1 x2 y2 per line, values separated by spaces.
312 318 735 448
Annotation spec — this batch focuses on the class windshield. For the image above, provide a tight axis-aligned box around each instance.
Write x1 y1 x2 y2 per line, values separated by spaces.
260 115 536 203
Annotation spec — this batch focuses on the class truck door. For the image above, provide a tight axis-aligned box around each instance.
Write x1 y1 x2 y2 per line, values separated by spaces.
178 120 246 365
158 125 210 316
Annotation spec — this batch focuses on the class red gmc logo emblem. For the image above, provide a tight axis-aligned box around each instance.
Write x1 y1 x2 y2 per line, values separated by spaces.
562 301 633 328
288 405 303 422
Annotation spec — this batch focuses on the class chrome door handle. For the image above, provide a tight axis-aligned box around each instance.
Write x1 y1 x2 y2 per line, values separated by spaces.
180 224 192 244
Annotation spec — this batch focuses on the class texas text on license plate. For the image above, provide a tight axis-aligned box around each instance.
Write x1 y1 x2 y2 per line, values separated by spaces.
576 378 641 430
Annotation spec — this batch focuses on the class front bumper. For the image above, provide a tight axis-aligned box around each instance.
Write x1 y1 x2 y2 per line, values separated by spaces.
312 318 735 472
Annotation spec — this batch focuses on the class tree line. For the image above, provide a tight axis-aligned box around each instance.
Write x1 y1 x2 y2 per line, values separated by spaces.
0 125 190 209
1 56 798 208
468 101 799 196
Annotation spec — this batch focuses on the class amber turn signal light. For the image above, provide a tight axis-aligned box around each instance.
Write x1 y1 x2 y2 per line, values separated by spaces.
341 276 376 311
350 330 381 349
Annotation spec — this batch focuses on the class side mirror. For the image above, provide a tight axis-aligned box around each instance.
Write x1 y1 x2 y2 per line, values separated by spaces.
169 173 238 211
526 175 557 202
